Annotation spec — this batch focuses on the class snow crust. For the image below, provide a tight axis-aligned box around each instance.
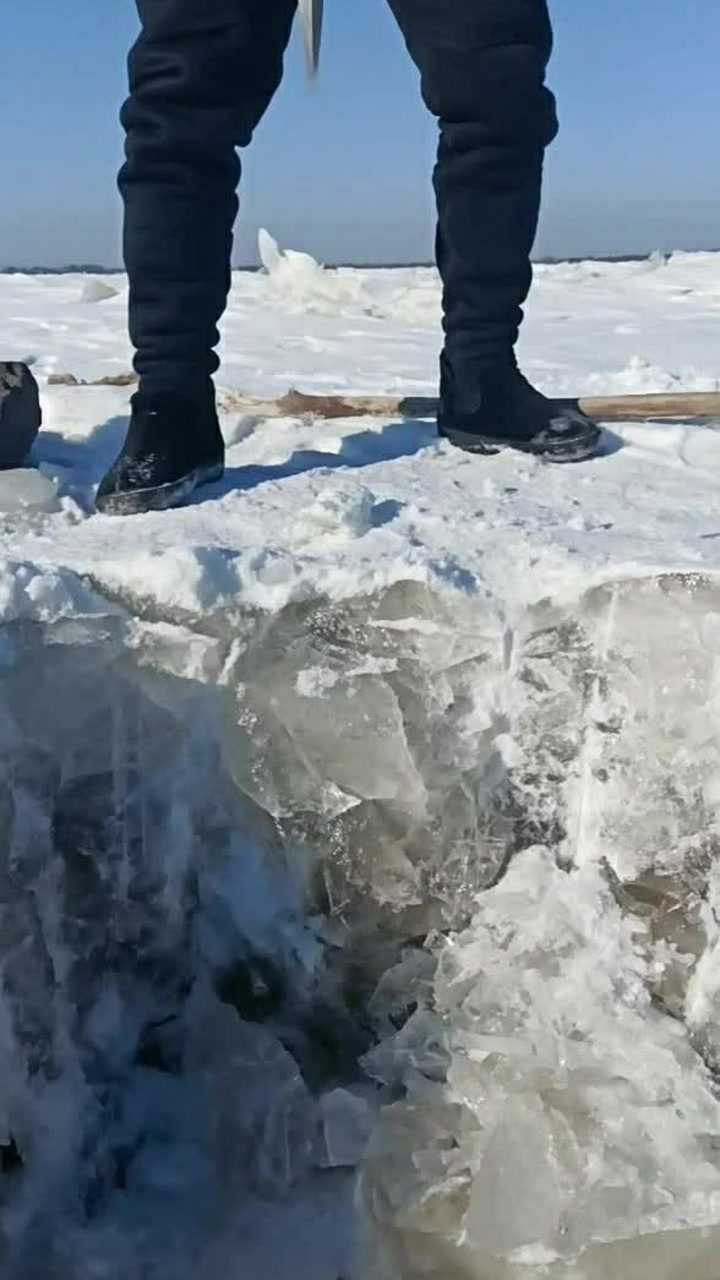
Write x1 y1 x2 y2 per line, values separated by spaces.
1 238 720 1278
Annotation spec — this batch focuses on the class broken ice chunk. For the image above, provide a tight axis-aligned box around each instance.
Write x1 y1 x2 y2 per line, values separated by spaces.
80 278 119 303
315 1088 374 1169
0 469 58 513
465 1093 569 1255
185 992 316 1196
367 947 437 1036
361 1008 450 1088
291 482 375 544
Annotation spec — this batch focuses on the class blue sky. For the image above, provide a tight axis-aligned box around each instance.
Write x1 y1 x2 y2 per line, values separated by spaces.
1 0 718 267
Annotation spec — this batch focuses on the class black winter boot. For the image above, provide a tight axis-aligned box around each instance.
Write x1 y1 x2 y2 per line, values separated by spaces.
96 390 224 516
0 363 42 470
438 354 601 463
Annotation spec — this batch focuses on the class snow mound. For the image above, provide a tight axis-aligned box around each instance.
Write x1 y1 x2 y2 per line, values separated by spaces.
79 278 119 304
258 228 374 314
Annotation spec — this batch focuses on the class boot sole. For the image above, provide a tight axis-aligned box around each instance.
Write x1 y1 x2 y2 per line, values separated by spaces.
439 426 602 464
96 461 225 517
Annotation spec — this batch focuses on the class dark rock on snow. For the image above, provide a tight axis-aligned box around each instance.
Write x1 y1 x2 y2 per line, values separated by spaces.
0 362 42 469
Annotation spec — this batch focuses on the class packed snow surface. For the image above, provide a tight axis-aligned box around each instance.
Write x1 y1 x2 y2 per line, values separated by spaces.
1 236 720 1279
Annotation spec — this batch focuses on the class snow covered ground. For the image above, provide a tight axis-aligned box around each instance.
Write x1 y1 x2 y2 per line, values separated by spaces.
2 239 720 1279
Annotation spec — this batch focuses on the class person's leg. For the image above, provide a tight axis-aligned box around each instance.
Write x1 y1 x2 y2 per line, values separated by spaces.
119 0 296 397
98 0 296 514
386 0 556 373
386 0 598 460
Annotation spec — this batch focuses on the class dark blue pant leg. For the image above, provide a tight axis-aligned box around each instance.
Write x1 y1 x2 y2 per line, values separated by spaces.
119 0 295 394
386 0 558 371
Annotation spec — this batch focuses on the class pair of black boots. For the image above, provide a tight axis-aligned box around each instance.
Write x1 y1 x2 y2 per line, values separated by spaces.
96 357 600 517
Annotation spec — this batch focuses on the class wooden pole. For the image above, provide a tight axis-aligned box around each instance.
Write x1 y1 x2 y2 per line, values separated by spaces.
217 388 720 423
580 392 720 422
47 375 720 422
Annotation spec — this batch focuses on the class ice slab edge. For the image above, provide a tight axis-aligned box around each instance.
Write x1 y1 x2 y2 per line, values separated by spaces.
1 570 720 1277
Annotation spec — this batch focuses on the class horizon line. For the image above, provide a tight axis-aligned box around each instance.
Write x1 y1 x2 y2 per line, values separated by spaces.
3 247 719 277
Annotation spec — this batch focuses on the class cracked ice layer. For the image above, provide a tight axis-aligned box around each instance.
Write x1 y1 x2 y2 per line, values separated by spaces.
361 572 720 1279
2 569 720 1277
0 575 508 1277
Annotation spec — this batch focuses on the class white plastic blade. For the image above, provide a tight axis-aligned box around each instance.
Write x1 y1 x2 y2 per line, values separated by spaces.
299 0 323 75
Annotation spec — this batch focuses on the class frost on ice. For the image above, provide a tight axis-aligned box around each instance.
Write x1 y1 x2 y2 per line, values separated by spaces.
2 566 720 1276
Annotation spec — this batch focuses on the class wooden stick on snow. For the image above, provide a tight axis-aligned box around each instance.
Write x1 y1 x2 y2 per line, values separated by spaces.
218 388 720 423
47 374 720 421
